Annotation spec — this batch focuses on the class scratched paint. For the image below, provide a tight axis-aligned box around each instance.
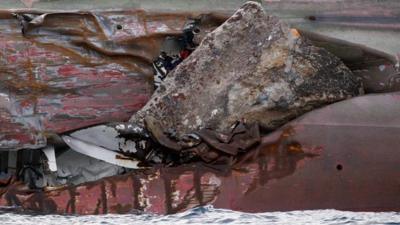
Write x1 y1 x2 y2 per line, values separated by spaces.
0 10 217 150
2 92 400 214
1 3 400 150
1 1 400 215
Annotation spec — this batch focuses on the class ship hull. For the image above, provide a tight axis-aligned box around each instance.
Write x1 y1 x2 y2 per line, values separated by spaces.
1 92 399 214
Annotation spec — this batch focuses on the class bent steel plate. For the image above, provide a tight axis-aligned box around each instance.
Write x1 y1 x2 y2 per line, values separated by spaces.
1 92 399 214
6 0 400 57
0 10 194 150
1 0 400 150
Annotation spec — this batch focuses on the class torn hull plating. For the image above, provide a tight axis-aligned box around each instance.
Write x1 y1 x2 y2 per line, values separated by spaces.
1 92 399 214
0 10 193 150
1 0 400 150
0 0 400 215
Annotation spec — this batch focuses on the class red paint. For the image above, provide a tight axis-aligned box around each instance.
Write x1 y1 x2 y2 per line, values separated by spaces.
3 93 400 214
0 10 191 149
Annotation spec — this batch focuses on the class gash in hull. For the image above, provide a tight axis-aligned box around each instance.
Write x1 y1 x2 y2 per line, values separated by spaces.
0 0 400 214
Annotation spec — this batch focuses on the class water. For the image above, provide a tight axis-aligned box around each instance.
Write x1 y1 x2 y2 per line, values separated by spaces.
1 206 399 225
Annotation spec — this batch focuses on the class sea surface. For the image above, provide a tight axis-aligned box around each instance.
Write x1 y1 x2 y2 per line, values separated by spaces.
1 206 399 225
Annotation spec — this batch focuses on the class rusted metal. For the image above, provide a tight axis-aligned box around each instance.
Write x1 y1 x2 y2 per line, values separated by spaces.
0 10 216 150
1 0 400 215
1 92 399 214
1 1 400 150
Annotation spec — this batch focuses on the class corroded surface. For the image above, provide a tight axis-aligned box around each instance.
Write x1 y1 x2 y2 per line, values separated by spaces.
4 0 400 57
1 92 400 214
1 1 400 150
0 10 214 150
0 0 400 214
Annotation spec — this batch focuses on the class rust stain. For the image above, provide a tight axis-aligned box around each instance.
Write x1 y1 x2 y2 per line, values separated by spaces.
290 28 301 38
1 119 400 214
0 126 320 214
0 9 228 150
1 2 400 215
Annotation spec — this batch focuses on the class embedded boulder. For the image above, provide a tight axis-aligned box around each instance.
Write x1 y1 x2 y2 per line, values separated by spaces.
130 1 363 136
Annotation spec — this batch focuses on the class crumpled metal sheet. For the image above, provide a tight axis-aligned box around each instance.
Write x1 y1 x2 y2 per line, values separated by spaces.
1 92 400 214
2 2 400 151
11 0 400 56
0 10 196 150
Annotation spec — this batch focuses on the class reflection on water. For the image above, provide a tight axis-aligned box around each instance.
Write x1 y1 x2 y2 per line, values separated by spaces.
1 206 399 225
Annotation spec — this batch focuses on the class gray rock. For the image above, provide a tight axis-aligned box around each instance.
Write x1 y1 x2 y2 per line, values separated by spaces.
130 1 363 136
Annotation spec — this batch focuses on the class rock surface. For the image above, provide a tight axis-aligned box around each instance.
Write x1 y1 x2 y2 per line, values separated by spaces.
130 1 363 136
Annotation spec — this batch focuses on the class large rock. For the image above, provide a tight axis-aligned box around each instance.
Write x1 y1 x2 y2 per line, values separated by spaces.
131 1 363 136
